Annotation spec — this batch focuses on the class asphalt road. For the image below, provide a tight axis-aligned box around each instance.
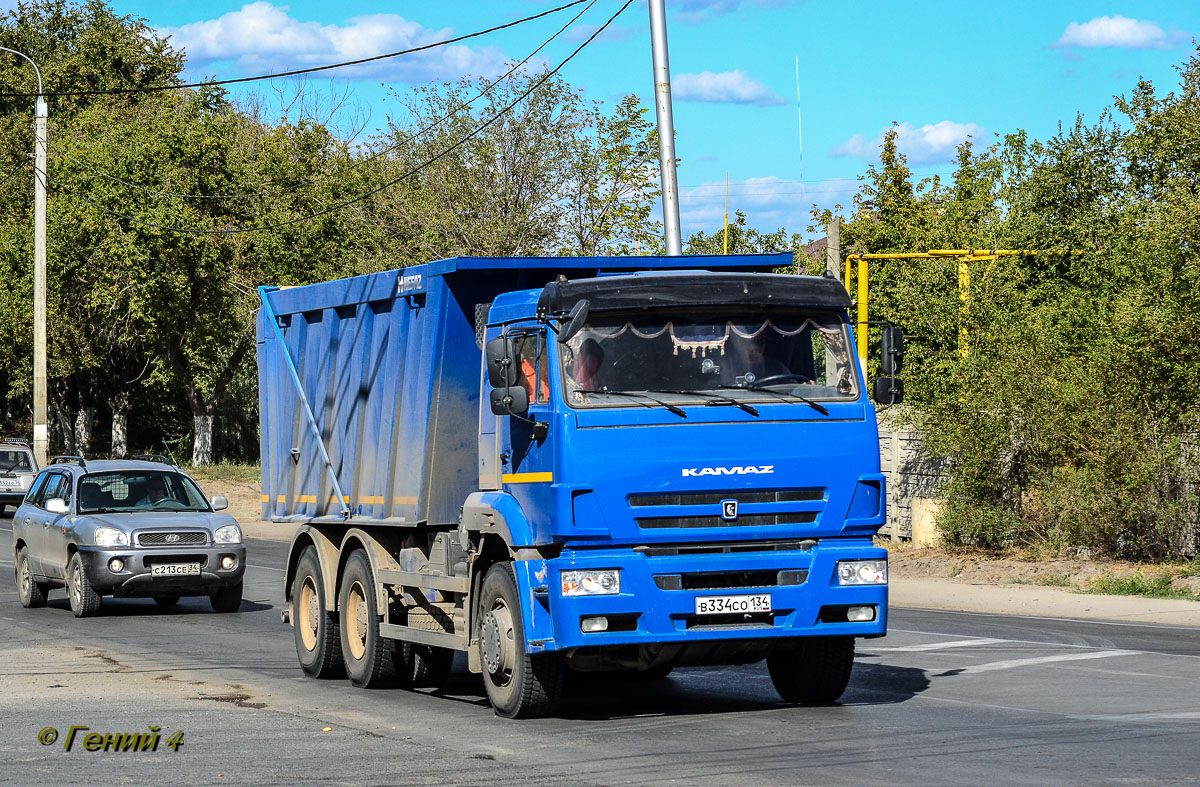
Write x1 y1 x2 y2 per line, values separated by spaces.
3 525 1199 785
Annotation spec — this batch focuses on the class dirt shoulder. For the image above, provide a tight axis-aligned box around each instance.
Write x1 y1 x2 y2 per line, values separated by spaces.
191 472 1200 626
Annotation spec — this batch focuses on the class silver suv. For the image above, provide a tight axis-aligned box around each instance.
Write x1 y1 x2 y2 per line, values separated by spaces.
12 457 246 617
0 438 38 516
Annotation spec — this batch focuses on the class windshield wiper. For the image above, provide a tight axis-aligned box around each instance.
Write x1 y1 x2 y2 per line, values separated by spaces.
716 384 830 416
573 389 687 418
645 389 759 417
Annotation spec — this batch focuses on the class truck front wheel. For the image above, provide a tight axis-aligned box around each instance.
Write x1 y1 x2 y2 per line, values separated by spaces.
338 549 396 688
767 636 855 704
478 562 563 718
292 546 344 678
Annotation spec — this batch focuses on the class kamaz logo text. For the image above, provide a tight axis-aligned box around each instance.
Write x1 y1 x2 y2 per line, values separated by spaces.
681 465 774 477
398 273 424 293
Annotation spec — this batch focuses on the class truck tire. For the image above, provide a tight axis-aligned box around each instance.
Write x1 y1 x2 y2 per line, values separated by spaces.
408 644 455 689
67 553 102 618
16 546 48 608
338 549 396 688
478 562 563 718
767 636 855 704
292 545 344 678
210 581 243 613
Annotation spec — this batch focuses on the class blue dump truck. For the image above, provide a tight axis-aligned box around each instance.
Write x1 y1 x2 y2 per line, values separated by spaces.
257 253 902 718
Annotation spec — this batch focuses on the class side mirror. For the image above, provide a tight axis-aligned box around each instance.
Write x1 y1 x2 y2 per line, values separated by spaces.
485 337 521 388
880 325 905 375
872 377 904 405
46 498 69 514
211 495 229 511
558 299 590 344
490 385 529 416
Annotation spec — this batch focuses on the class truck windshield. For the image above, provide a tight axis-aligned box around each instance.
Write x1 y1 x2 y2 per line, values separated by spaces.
559 308 859 408
77 471 211 513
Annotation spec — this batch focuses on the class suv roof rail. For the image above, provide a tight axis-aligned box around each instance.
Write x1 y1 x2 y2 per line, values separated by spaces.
0 437 31 446
131 453 175 465
50 455 87 468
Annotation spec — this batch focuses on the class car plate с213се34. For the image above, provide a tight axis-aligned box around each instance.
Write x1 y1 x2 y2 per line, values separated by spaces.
694 593 772 615
151 563 200 576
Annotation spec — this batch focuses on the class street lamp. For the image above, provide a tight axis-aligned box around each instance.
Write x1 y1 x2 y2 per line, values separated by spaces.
0 47 48 466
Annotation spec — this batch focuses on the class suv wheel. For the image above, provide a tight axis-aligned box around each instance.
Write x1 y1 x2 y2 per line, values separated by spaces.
16 547 48 608
67 553 102 617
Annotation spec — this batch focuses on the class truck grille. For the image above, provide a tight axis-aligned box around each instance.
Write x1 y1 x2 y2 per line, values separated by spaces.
628 487 825 531
629 488 823 507
637 512 817 529
654 569 807 591
136 531 208 547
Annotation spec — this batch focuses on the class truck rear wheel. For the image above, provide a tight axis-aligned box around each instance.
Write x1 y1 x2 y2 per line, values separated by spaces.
768 636 855 704
478 562 563 718
338 549 396 688
407 644 455 689
292 545 343 678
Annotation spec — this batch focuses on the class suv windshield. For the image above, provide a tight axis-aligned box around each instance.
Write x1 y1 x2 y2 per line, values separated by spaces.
559 307 859 408
77 471 211 513
0 449 33 473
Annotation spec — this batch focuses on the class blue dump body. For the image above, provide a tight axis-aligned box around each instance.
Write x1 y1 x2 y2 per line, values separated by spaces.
258 254 889 715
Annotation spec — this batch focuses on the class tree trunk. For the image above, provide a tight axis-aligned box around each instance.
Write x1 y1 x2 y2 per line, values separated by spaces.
111 412 128 458
192 412 214 466
74 407 95 456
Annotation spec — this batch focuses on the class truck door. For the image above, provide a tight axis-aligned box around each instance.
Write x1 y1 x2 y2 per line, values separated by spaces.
500 329 556 541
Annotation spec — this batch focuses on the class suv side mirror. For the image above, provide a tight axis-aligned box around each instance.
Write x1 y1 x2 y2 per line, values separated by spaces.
46 498 69 514
211 495 229 511
880 325 905 375
872 376 904 405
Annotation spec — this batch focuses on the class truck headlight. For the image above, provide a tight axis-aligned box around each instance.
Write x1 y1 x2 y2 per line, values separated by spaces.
94 526 129 547
214 524 242 545
561 569 620 596
837 559 887 585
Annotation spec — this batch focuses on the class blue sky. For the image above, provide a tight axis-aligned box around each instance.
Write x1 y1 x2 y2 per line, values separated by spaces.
9 1 1197 239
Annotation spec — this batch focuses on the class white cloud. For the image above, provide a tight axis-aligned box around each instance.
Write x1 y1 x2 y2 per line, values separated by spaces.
674 0 800 26
673 70 784 106
676 176 858 235
564 22 641 44
1054 15 1186 49
161 2 506 83
832 121 985 165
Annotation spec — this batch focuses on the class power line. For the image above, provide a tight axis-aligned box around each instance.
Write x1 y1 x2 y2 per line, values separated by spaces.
0 159 28 189
48 0 636 236
47 0 602 204
0 0 591 99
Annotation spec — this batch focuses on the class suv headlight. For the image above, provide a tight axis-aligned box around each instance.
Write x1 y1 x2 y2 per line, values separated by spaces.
214 524 242 544
837 559 888 585
561 569 620 596
94 526 130 547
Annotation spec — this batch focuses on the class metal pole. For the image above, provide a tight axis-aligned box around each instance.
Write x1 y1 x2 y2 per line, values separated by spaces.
648 0 682 256
825 216 841 282
1 47 48 466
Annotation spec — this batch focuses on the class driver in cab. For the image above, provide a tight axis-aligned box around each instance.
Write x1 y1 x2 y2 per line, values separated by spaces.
736 332 788 383
135 476 171 507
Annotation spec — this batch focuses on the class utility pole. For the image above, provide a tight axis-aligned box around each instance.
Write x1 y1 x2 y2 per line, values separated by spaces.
825 216 841 283
1 47 48 466
648 0 682 256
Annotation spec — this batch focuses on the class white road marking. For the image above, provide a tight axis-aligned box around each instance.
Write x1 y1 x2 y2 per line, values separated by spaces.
872 637 1010 652
1071 711 1200 723
898 607 1200 632
248 564 284 572
955 650 1139 674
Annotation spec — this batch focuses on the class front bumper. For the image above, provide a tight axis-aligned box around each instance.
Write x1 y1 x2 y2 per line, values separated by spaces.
541 539 887 651
77 544 246 597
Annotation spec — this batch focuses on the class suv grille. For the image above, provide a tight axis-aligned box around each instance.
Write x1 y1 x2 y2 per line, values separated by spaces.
137 531 208 547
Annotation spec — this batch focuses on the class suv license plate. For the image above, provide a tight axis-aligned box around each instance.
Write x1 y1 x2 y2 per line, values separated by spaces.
695 593 772 615
0 478 19 487
151 563 200 576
